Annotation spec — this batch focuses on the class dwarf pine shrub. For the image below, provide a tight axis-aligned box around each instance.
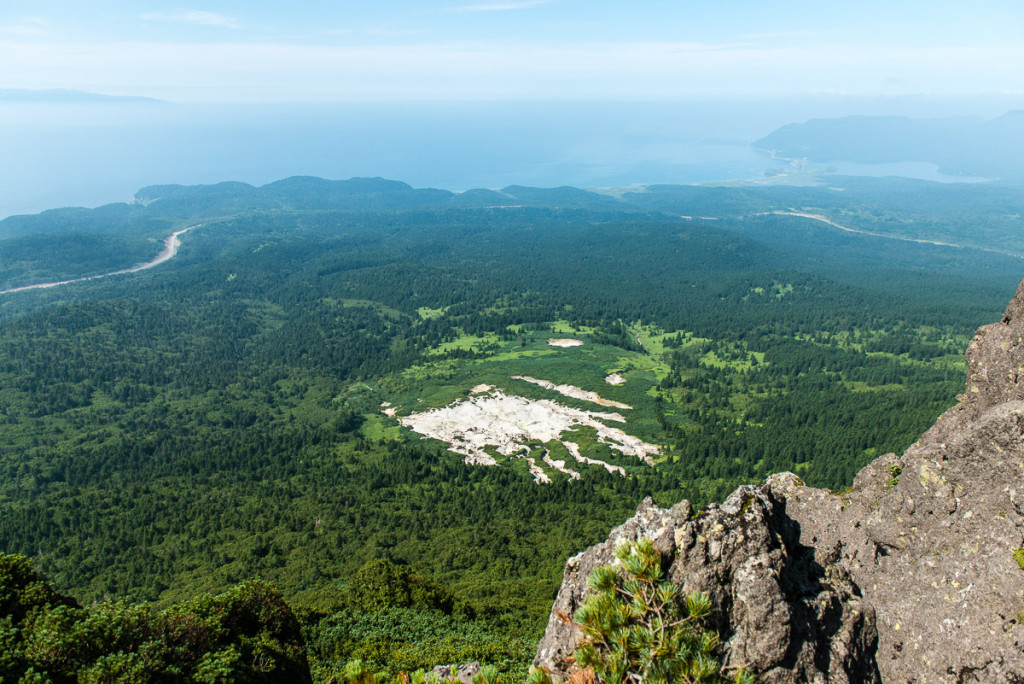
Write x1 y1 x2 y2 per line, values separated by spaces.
571 538 753 684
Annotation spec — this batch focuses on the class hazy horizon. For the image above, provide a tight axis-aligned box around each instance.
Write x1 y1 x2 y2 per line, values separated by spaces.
3 1 1023 102
4 94 1024 219
3 1 1024 217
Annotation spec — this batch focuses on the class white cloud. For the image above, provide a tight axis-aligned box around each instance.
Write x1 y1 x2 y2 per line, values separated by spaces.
316 27 431 38
1 40 1022 103
738 29 849 43
139 9 239 28
0 24 49 36
446 0 553 12
0 16 50 36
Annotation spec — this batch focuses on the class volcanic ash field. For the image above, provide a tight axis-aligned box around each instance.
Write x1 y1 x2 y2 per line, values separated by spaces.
397 382 658 483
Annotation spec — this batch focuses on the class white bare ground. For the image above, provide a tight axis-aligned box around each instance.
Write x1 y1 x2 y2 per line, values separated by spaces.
563 441 627 477
470 384 494 394
512 375 631 409
523 456 551 484
543 449 581 480
398 389 658 478
604 373 626 385
548 338 584 347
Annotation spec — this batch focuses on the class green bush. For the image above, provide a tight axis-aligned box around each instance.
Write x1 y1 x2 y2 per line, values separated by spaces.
572 539 752 684
887 464 903 487
346 560 453 615
0 552 312 683
304 606 532 680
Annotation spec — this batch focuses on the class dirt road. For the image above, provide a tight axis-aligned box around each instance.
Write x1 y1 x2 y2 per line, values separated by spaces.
0 224 201 296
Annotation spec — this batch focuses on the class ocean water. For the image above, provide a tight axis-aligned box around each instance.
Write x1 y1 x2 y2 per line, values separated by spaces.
820 160 993 183
0 97 1016 218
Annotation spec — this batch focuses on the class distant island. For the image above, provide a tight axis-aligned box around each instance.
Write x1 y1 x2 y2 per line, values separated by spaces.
0 88 163 104
753 111 1024 180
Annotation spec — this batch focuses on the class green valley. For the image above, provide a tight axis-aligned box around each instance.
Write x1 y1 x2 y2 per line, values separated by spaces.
0 176 1019 679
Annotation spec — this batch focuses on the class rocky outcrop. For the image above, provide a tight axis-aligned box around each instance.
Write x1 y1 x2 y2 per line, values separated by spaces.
428 661 481 683
536 279 1024 682
535 488 879 682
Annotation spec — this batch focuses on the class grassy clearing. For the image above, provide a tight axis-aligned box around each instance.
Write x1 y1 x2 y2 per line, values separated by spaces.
749 281 794 299
346 312 970 485
363 324 671 467
360 413 405 442
485 348 558 363
417 306 446 320
549 320 597 335
792 325 969 365
631 324 709 355
427 332 501 355
699 349 763 372
317 298 406 320
844 381 909 393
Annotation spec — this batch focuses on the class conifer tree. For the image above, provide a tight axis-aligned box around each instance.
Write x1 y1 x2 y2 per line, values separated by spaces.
570 539 752 684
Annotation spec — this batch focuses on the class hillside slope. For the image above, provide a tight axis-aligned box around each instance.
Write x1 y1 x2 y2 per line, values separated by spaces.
537 277 1024 681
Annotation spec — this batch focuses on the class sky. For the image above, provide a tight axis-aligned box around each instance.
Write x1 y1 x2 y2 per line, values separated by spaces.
1 1 1023 102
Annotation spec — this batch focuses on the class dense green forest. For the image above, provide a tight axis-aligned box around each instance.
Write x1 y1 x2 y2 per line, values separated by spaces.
0 176 1020 679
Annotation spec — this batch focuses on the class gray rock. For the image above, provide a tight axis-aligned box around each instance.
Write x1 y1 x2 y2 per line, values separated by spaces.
535 487 878 682
772 279 1024 682
533 496 693 673
427 661 480 683
536 280 1024 682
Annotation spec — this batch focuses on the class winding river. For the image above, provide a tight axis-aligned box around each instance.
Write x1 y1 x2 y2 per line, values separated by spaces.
0 224 200 296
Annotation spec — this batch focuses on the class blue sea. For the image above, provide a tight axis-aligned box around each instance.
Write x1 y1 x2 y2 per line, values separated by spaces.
0 97 1013 218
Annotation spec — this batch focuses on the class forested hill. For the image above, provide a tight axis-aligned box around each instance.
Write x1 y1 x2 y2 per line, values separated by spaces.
5 173 1024 293
0 174 1022 679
